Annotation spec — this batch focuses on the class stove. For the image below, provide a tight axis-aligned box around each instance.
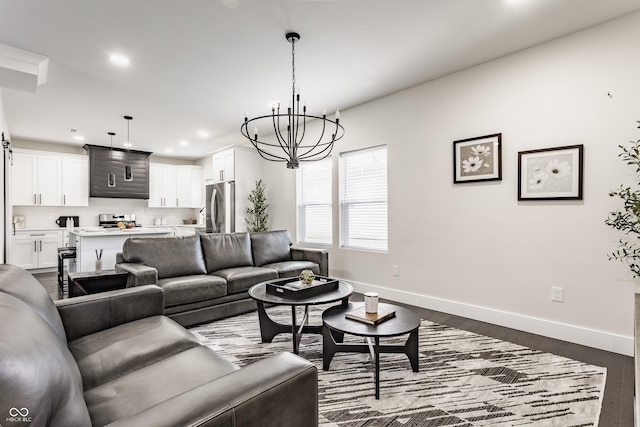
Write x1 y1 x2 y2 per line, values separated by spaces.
98 213 138 228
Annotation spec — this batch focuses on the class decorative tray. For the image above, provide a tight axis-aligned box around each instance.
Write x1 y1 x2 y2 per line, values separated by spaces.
266 276 339 300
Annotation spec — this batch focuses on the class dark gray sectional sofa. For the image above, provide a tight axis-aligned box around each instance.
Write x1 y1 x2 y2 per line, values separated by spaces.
115 230 328 326
0 264 318 426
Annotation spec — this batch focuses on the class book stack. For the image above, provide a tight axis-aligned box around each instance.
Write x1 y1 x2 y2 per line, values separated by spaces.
346 306 396 325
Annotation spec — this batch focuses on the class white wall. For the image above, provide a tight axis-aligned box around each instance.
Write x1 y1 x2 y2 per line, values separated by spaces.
263 12 640 355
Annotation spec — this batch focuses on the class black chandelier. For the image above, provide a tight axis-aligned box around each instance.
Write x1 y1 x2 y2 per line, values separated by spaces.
241 32 345 169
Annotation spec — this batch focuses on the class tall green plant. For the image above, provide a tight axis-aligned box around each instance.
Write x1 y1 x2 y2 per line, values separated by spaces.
245 179 269 232
605 120 640 277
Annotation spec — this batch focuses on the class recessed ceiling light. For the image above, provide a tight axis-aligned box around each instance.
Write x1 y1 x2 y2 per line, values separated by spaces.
504 0 528 6
122 142 132 148
73 135 85 141
179 140 189 146
197 131 209 138
109 54 130 66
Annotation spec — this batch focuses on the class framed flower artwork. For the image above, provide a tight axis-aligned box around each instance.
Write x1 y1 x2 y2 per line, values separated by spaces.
517 144 584 200
453 133 502 183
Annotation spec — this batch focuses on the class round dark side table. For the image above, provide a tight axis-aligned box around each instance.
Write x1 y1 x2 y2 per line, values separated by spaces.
322 302 421 399
249 280 353 354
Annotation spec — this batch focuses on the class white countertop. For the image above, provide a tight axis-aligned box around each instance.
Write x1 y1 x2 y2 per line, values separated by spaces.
16 224 204 234
69 227 173 237
14 227 64 232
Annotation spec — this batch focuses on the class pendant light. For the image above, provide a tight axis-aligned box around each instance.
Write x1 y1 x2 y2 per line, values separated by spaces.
107 132 116 187
124 115 133 181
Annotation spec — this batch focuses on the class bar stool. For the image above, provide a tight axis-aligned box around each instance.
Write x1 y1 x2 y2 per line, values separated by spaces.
57 247 76 293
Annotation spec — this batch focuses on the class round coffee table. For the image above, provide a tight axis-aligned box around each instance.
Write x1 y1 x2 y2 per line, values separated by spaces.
322 302 420 399
249 279 353 354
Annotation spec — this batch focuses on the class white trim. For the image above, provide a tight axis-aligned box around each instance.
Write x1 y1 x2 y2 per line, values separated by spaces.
345 279 633 357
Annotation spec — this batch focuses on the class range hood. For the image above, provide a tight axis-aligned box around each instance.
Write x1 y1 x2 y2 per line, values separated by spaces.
83 144 152 199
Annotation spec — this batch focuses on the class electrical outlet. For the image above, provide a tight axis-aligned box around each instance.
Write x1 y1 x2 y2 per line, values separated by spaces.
551 286 564 302
392 265 399 277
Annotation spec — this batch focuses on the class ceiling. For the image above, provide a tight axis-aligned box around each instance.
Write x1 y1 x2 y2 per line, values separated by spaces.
1 0 639 160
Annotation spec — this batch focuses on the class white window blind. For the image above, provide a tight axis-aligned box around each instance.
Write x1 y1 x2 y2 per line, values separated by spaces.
296 159 332 245
339 145 388 251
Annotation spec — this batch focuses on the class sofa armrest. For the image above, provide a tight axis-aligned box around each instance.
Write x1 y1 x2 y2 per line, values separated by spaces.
115 262 158 287
55 285 165 341
106 352 318 427
292 247 328 276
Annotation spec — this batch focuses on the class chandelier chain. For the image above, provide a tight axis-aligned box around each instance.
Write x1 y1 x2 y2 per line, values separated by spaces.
291 38 296 97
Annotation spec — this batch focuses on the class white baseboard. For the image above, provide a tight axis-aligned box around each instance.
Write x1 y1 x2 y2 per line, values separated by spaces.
346 280 633 357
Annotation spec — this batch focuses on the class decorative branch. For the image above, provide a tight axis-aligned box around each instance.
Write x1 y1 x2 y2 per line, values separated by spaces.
605 121 640 277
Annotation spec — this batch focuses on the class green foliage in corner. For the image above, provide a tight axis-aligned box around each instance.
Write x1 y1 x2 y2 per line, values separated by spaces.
246 179 270 232
605 120 640 277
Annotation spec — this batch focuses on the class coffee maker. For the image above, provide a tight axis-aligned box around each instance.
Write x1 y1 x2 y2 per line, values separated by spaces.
55 216 79 228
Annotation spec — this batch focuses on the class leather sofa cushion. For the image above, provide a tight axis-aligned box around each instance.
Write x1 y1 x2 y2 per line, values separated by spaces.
213 266 278 294
122 235 207 279
69 316 202 390
250 230 293 267
84 346 239 426
263 260 320 278
0 293 92 427
158 274 227 307
0 264 67 342
200 232 254 273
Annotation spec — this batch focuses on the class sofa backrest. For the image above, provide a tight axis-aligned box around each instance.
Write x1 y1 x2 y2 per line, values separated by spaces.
0 266 92 426
122 235 207 279
250 230 293 267
200 232 254 273
0 264 67 342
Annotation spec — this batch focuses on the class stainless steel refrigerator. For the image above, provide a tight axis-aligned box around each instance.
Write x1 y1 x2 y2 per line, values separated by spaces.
205 181 235 233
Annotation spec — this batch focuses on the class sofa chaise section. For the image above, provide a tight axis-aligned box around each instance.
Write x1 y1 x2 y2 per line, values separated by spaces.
0 264 319 426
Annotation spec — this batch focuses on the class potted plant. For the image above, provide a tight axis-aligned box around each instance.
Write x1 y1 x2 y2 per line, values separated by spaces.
245 179 269 232
605 120 640 277
299 269 315 285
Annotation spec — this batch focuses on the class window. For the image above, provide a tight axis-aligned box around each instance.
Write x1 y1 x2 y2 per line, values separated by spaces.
296 159 332 245
339 145 388 251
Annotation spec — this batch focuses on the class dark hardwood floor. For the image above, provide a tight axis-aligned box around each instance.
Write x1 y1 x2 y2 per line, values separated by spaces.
34 271 634 426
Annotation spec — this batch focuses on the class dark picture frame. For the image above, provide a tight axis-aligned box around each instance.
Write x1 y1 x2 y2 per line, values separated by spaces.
453 133 502 183
517 144 584 200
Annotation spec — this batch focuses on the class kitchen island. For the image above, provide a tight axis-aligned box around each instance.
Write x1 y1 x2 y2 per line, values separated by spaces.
69 227 172 272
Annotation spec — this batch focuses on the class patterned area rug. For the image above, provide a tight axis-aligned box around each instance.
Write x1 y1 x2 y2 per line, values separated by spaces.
190 305 606 427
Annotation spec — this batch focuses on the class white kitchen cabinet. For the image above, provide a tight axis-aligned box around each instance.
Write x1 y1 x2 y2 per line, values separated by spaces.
176 165 202 208
149 164 177 207
11 149 87 207
149 164 202 208
12 150 62 206
62 155 89 206
212 149 235 183
11 230 61 269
